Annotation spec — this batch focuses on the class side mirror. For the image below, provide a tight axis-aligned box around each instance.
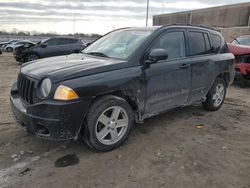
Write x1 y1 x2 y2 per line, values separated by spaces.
85 42 92 47
146 48 168 64
40 44 47 48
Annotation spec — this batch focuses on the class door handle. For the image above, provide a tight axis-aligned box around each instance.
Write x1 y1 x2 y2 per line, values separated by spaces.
179 63 190 69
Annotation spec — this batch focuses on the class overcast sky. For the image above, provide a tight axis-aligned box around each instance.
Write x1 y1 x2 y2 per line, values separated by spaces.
0 0 249 34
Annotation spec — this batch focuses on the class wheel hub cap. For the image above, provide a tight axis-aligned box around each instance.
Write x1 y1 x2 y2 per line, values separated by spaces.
212 83 225 107
95 106 129 145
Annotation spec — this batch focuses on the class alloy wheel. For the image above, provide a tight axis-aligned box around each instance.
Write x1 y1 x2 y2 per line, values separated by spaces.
95 106 129 145
212 83 225 107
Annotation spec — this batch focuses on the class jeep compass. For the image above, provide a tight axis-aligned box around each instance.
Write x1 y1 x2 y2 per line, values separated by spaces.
10 25 235 151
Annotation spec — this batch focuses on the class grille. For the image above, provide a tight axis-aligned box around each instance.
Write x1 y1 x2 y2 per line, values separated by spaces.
17 74 35 104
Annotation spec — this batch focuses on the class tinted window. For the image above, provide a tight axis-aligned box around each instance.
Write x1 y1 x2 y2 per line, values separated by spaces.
188 31 207 56
151 31 186 60
210 34 221 53
58 38 77 45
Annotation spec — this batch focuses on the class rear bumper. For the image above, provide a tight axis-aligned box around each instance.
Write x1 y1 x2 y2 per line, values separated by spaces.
10 83 92 140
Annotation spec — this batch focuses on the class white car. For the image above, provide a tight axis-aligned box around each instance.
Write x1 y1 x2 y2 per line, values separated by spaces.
3 40 34 52
0 39 20 48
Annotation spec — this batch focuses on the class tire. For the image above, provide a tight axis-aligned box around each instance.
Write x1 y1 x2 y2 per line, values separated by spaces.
240 76 246 88
202 78 226 111
6 47 13 52
83 95 134 151
25 53 39 62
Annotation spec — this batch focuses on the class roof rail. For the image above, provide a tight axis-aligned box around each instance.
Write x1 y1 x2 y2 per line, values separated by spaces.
160 23 219 31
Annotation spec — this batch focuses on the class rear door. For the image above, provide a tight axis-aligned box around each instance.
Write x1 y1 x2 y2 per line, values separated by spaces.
144 30 191 115
187 30 216 102
57 38 77 55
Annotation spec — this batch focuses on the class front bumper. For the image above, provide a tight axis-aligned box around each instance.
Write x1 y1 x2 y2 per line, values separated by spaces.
14 54 25 63
10 83 92 140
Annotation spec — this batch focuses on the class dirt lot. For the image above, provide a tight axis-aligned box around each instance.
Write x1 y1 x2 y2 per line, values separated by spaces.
0 53 250 188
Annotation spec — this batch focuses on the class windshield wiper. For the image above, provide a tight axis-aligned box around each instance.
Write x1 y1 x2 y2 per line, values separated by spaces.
86 52 110 58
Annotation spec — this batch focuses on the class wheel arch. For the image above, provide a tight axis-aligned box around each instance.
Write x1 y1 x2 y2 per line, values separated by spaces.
94 90 138 112
24 51 40 61
217 72 230 87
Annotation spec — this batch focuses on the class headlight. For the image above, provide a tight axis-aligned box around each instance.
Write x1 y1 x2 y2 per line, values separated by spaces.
54 85 79 101
40 78 51 98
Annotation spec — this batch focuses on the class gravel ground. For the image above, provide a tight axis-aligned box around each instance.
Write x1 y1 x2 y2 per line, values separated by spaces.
0 53 250 188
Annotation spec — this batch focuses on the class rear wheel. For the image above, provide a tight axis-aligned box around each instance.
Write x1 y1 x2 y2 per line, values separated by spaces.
25 53 39 62
83 96 134 151
202 78 226 111
6 47 13 52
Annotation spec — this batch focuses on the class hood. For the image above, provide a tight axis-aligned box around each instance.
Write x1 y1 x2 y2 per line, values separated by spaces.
21 53 128 82
227 43 250 56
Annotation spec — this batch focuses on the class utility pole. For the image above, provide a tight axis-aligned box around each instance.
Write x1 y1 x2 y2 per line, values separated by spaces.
189 10 192 24
73 14 76 35
146 0 149 26
248 8 250 27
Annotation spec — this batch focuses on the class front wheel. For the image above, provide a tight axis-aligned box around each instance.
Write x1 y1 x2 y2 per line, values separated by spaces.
202 78 226 111
83 96 134 151
25 53 39 62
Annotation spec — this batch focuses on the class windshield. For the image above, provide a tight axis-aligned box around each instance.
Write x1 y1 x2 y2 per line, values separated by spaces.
83 29 153 59
232 37 250 46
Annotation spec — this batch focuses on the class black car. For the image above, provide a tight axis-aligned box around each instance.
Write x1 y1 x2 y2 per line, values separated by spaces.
15 37 86 63
14 42 36 62
10 25 235 151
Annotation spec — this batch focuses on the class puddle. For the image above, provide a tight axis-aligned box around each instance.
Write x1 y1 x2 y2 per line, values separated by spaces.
54 154 79 168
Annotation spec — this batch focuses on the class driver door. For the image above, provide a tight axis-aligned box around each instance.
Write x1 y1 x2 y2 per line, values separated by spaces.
144 30 191 115
39 38 60 58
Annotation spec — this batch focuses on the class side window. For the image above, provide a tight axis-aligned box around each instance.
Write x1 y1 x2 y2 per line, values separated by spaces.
210 34 221 53
188 31 207 56
44 39 58 46
58 38 76 45
151 31 186 60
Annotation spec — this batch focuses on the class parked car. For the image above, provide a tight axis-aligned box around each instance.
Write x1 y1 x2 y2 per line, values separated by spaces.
228 43 250 87
0 39 20 48
231 35 250 46
10 25 235 151
15 37 86 63
3 40 34 52
14 42 36 62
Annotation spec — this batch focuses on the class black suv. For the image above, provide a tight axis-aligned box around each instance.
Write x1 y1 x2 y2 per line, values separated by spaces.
10 25 235 151
15 37 85 63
